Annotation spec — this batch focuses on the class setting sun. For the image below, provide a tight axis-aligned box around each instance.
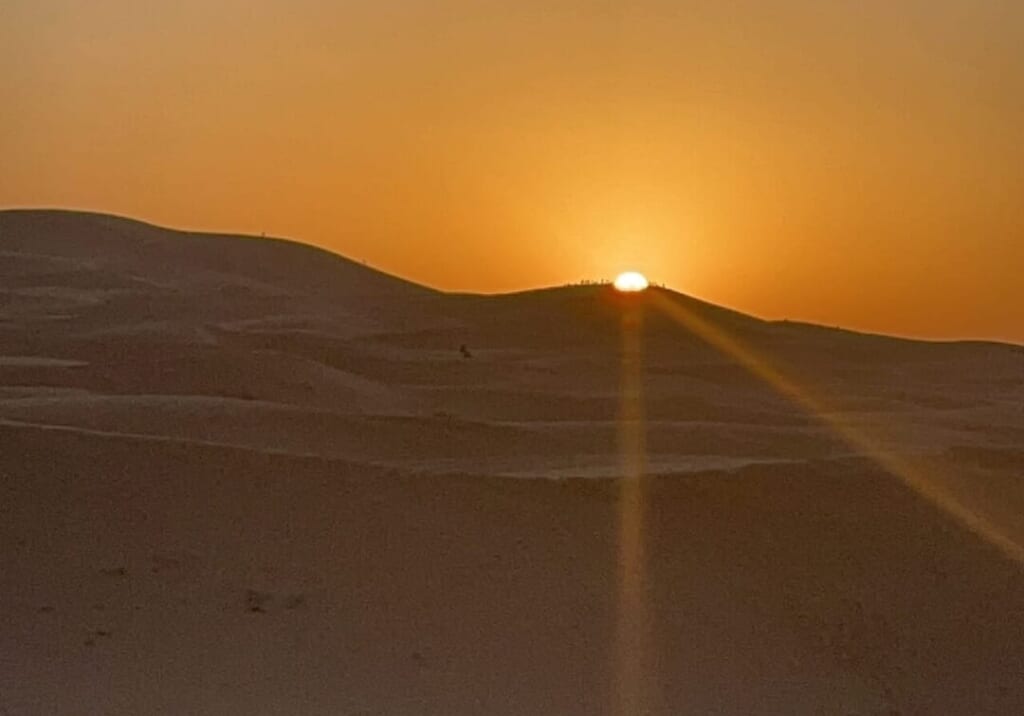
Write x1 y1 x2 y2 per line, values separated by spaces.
614 271 649 293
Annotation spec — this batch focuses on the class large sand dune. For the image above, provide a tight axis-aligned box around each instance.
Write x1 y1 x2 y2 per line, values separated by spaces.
2 209 1024 714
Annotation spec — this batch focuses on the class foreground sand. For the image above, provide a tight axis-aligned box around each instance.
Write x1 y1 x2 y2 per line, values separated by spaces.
2 210 1024 714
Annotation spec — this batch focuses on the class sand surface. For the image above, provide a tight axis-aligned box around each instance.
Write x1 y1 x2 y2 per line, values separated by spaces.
2 210 1024 714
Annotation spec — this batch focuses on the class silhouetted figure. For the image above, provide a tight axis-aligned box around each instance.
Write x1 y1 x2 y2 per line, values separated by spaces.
460 344 472 359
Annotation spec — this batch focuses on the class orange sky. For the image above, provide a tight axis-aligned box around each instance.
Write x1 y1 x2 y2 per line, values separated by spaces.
3 0 1023 342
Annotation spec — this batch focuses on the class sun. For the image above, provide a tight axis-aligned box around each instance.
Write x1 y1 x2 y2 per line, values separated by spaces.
614 271 649 293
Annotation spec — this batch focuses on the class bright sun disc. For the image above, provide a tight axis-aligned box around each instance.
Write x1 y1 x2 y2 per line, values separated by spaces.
614 271 649 292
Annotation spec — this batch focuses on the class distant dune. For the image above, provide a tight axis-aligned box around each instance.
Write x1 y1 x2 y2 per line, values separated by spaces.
3 209 1024 714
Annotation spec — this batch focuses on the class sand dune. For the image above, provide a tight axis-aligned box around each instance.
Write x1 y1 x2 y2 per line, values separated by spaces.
2 209 1024 714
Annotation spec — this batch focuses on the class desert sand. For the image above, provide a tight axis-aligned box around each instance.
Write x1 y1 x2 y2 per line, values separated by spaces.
2 209 1024 715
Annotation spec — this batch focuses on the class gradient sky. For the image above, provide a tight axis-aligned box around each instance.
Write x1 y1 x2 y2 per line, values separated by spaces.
4 0 1023 341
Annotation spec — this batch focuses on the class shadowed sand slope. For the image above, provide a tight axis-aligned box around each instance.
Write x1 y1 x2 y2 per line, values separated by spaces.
3 209 1024 714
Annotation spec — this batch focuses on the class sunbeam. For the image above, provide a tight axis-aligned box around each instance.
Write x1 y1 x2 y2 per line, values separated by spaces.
647 290 1024 567
615 298 653 716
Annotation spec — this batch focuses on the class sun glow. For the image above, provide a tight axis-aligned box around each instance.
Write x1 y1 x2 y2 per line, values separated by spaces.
614 271 649 292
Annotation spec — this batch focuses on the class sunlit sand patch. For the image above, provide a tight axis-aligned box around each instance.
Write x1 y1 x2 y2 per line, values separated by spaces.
0 356 87 367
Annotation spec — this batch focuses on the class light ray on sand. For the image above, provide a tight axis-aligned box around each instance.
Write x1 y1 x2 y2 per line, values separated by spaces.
615 299 652 716
647 290 1024 566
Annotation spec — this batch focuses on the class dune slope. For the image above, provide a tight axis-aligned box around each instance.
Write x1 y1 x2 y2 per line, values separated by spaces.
2 209 1024 714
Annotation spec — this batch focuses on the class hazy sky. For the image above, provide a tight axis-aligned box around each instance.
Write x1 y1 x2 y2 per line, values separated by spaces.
4 0 1023 341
